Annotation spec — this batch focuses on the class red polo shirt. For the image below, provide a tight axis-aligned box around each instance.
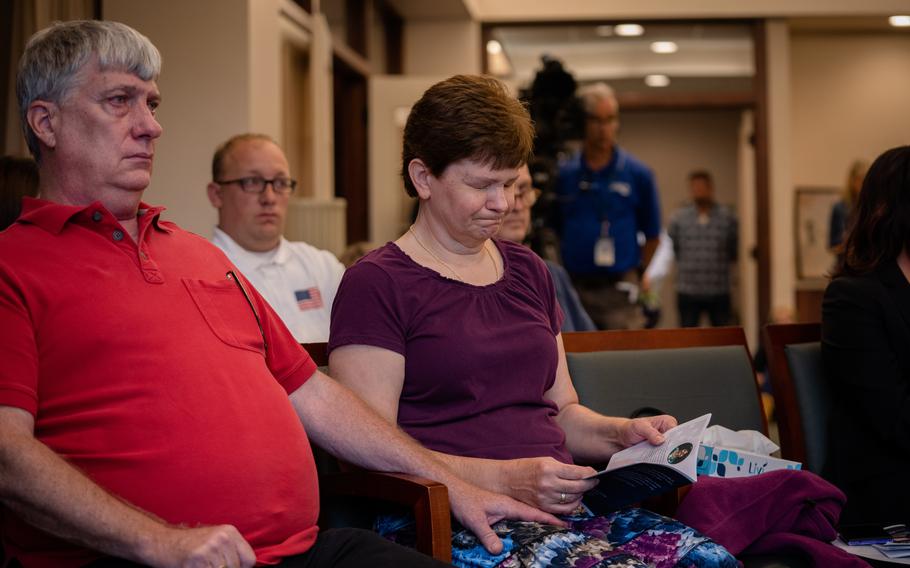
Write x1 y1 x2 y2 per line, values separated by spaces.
0 198 320 567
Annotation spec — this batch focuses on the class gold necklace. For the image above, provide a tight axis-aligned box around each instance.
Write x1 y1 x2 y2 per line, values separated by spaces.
408 226 499 282
487 243 500 280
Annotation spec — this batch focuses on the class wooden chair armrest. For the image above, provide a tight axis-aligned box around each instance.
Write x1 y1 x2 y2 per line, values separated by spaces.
320 471 452 563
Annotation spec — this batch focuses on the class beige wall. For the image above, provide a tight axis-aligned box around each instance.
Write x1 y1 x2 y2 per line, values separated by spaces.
766 20 795 314
105 0 250 237
737 111 758 346
104 0 336 238
620 111 742 223
248 0 284 141
403 20 482 75
97 2 910 318
305 12 336 201
790 32 910 188
619 109 744 329
368 75 446 243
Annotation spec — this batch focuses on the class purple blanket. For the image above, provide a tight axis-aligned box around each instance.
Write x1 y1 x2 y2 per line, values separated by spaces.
675 470 870 567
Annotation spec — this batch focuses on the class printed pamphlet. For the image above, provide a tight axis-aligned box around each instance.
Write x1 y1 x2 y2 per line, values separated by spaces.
583 413 711 511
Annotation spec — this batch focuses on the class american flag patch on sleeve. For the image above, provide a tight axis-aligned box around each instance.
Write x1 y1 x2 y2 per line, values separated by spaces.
294 287 323 311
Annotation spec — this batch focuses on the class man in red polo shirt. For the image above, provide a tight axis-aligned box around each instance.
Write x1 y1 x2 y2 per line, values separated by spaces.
0 20 557 568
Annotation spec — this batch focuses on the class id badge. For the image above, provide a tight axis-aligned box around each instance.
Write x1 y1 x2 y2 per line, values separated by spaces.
594 237 615 267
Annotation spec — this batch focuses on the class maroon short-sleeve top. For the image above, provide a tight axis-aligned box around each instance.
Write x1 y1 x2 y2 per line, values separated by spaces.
329 239 571 463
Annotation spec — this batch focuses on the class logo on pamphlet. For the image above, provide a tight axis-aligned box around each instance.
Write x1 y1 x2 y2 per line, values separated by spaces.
667 442 693 465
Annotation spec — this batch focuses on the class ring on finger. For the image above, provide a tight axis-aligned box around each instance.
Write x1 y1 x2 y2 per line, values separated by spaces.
559 492 567 504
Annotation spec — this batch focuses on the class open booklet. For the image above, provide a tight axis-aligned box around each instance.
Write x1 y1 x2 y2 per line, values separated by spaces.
582 413 711 512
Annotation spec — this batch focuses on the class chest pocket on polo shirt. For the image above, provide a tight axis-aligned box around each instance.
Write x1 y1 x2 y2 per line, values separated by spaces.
182 277 266 355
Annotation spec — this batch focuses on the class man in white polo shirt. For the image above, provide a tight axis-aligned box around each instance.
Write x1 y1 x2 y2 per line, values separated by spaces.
207 134 344 342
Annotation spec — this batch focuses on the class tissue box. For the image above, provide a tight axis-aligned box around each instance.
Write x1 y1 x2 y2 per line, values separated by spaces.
696 444 802 478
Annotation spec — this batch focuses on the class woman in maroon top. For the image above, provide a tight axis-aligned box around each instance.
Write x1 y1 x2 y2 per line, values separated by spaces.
328 75 737 568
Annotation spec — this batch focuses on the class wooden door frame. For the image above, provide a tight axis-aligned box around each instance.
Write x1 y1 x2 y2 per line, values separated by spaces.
332 54 370 244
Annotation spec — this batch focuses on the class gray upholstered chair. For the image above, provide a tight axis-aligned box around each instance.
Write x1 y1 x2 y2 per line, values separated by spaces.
564 328 813 568
563 327 767 435
762 323 828 474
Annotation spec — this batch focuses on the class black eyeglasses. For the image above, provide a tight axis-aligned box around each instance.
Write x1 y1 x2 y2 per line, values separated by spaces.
216 176 297 195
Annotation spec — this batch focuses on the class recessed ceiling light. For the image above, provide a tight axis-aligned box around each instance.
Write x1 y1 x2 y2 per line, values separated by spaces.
889 15 910 27
650 41 678 54
614 24 644 37
644 74 671 88
595 25 614 37
486 40 503 55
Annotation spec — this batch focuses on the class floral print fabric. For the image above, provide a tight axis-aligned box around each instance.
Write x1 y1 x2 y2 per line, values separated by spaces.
377 507 738 568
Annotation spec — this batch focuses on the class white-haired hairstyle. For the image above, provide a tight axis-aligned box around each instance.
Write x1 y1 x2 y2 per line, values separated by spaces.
577 82 618 115
16 20 161 161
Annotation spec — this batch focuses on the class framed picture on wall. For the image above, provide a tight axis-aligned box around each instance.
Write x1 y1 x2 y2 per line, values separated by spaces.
795 187 840 279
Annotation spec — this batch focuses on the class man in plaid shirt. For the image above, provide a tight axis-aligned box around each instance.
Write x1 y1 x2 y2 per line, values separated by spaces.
668 170 738 327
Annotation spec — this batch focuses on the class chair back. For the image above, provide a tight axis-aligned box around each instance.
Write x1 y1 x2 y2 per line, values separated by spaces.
563 327 767 434
762 323 827 473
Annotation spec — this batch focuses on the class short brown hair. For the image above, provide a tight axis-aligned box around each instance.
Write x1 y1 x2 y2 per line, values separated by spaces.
211 133 276 180
401 75 533 197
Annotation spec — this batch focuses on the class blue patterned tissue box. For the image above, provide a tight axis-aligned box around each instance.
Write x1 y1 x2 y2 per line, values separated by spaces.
697 444 802 478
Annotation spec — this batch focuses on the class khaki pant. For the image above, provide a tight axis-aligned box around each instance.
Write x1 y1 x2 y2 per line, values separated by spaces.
572 270 644 330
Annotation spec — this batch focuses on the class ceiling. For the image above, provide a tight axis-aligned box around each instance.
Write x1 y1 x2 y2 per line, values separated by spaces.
788 16 910 32
382 3 909 94
490 22 755 93
462 0 910 22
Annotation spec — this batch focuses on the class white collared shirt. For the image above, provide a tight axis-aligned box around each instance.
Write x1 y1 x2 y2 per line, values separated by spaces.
211 227 344 343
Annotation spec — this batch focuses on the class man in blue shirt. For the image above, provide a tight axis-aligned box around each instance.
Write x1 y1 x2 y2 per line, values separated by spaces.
555 83 661 329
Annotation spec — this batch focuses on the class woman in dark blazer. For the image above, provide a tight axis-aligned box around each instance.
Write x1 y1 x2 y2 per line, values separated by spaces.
822 145 910 526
